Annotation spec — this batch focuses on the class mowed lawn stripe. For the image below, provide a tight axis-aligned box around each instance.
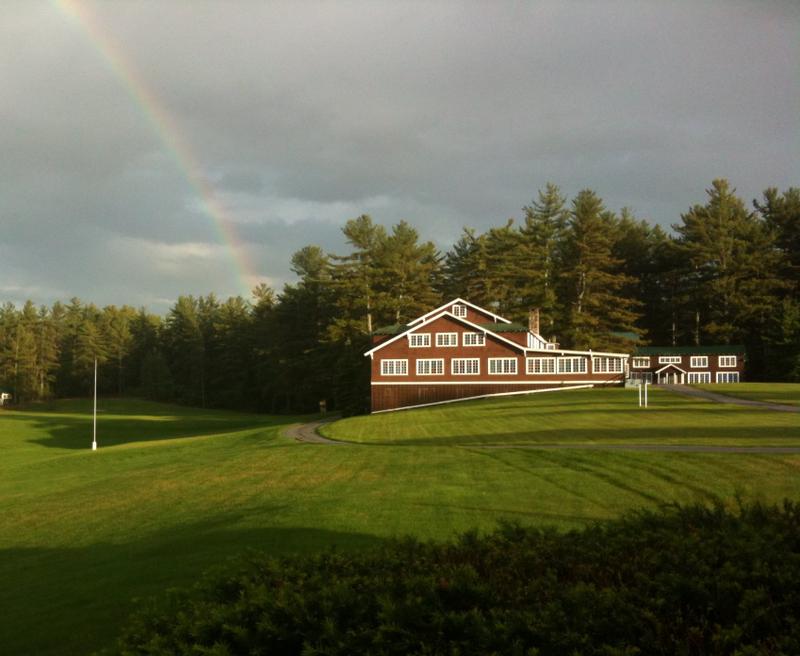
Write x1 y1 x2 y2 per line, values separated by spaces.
697 382 800 407
322 386 800 445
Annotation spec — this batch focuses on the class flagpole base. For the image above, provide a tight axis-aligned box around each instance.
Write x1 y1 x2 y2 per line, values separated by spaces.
92 441 97 451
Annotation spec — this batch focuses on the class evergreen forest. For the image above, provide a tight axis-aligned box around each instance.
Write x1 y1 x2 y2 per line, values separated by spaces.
1 179 798 415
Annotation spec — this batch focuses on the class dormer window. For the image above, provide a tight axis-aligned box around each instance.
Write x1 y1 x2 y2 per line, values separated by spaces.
452 304 467 317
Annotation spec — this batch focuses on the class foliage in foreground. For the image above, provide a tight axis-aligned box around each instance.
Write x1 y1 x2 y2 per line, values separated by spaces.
114 500 800 656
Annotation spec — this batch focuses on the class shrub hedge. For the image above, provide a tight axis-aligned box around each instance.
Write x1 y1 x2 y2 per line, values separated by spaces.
113 501 800 655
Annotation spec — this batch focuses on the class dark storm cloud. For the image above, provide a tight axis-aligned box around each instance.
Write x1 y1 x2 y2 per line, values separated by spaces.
1 1 797 309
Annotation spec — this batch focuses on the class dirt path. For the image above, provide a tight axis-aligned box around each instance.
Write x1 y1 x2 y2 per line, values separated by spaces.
283 419 350 444
660 384 799 413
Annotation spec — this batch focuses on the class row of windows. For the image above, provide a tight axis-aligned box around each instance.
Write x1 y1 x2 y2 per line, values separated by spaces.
632 371 741 384
380 356 624 376
408 332 485 348
632 355 738 368
381 358 485 376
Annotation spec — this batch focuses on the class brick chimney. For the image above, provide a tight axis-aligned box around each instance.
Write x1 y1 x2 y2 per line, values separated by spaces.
528 308 540 335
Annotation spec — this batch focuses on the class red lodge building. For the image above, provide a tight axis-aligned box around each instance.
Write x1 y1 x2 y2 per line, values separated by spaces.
365 298 629 413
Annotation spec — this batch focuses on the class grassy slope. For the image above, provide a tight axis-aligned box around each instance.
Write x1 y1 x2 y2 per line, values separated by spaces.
321 386 800 445
2 394 800 655
696 382 800 407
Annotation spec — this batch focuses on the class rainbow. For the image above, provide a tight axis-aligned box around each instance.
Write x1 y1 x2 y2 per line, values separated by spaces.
54 0 263 297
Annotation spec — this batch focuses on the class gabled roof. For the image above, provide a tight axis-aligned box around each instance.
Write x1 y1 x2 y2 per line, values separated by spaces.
407 298 511 326
636 345 745 356
655 363 687 374
365 310 629 358
365 310 527 357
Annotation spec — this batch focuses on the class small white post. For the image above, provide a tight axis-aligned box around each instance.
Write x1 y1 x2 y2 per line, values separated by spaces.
638 381 642 407
92 358 97 451
644 381 649 408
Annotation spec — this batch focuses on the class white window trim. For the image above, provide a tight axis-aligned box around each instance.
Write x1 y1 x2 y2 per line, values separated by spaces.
718 355 737 368
690 356 708 368
380 359 408 376
451 358 480 375
408 333 430 348
592 356 624 374
462 332 485 347
488 357 518 375
451 304 467 318
416 358 444 376
526 357 556 375
558 357 588 374
688 372 711 384
658 356 682 364
716 371 740 383
631 357 650 368
435 332 459 347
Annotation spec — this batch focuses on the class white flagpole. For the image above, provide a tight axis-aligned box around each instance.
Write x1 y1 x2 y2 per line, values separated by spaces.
92 358 97 451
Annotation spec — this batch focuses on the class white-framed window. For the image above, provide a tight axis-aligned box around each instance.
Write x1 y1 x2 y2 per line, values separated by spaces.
435 332 458 347
452 304 467 317
451 358 480 375
462 332 485 347
593 357 624 374
380 359 407 376
408 333 430 348
718 355 737 368
416 359 444 375
690 356 708 368
659 356 682 364
488 357 517 375
716 371 740 383
526 357 556 375
632 357 650 368
688 372 711 384
558 357 588 374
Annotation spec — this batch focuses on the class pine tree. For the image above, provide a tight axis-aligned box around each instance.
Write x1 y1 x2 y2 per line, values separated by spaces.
518 183 569 335
164 296 205 406
560 190 640 350
754 187 800 293
441 228 484 303
674 180 786 352
73 306 109 395
330 215 387 338
376 221 441 324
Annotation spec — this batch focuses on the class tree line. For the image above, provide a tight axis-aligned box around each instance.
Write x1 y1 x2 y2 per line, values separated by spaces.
1 179 798 414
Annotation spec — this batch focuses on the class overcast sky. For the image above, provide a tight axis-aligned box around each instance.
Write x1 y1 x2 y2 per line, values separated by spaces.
1 1 798 311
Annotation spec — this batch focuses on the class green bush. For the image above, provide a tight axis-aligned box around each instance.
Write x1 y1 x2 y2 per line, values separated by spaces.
114 501 800 655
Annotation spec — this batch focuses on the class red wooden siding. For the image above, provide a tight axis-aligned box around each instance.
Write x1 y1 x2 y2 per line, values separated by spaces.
369 314 624 411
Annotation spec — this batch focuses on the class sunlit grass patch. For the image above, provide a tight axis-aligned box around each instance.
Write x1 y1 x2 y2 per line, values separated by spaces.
322 387 800 445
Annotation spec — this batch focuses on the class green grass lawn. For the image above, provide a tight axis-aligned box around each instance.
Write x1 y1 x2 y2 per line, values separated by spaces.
321 386 800 445
696 382 800 407
2 391 800 655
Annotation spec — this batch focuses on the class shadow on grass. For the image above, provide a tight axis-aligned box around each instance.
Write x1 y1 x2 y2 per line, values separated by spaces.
3 404 311 450
0 516 385 656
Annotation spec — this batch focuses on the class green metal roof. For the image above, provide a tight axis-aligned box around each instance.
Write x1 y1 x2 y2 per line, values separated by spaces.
610 331 641 342
373 324 406 336
478 322 529 333
635 344 746 356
